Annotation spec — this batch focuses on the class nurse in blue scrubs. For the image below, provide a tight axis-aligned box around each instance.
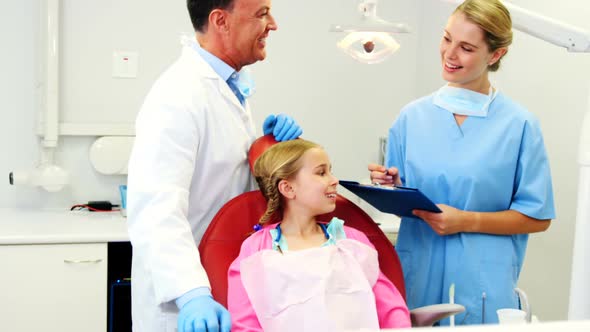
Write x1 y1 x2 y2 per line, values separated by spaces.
369 0 555 325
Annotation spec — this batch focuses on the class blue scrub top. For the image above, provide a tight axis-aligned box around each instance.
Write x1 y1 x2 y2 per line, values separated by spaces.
386 91 555 325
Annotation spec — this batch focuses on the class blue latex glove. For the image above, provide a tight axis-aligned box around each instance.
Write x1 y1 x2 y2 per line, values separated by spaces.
262 114 303 142
177 295 231 332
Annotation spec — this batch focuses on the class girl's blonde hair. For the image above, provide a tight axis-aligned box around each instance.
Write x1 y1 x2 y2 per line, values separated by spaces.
455 0 513 72
253 139 321 224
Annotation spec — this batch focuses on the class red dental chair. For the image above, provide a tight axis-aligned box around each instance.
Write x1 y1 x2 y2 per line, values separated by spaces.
198 135 464 327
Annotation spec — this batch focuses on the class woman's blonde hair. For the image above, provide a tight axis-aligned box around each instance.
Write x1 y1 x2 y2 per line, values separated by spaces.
253 139 321 224
454 0 513 72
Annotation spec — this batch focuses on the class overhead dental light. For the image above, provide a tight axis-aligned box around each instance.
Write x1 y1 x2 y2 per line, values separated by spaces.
330 0 410 64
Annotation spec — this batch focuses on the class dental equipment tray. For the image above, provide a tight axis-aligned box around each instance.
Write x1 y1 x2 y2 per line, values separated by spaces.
339 180 441 218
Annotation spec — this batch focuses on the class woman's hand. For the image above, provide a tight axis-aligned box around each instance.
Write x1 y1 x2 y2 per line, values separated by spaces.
368 163 402 186
412 204 468 236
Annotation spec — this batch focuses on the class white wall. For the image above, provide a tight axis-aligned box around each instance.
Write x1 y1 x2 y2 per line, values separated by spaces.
1 0 418 208
1 0 586 324
1 0 40 208
417 0 590 322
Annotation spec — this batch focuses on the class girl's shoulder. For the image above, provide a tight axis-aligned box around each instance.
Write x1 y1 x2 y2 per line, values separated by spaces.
239 224 276 255
327 217 372 245
342 225 372 244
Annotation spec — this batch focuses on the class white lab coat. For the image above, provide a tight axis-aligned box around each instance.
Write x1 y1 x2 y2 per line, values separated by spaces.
127 42 257 332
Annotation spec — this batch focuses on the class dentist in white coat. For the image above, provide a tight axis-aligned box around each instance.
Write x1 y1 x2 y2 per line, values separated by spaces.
126 0 302 331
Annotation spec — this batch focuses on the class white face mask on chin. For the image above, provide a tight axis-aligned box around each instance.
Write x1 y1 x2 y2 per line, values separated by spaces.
235 67 256 98
433 84 498 117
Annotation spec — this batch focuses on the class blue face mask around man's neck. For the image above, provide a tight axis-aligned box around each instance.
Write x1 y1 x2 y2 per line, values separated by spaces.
234 68 256 99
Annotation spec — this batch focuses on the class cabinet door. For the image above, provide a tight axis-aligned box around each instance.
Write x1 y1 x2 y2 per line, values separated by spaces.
0 243 107 332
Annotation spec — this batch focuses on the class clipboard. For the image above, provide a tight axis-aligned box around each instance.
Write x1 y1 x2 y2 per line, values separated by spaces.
339 180 441 218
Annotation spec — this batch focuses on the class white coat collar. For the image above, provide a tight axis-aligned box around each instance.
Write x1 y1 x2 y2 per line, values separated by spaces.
180 41 248 110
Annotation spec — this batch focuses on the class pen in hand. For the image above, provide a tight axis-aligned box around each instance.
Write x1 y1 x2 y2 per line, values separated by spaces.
368 163 400 186
373 171 391 186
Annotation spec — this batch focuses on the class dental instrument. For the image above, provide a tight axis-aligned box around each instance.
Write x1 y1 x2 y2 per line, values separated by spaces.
482 292 486 324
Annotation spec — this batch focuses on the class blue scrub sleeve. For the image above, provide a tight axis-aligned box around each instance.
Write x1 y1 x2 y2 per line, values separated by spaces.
509 118 556 220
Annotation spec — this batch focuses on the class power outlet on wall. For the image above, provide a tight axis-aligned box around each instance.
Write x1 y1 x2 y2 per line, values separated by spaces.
112 51 139 78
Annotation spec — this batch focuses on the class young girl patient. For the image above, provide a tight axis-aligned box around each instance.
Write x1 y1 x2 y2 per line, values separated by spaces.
227 139 411 332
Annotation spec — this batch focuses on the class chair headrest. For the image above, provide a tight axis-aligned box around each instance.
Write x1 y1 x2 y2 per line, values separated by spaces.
248 134 279 173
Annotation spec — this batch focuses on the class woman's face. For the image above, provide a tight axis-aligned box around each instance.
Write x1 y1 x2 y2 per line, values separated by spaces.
439 12 502 92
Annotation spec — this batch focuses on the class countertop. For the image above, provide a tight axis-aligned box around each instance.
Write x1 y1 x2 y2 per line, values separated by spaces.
0 206 399 245
0 208 128 244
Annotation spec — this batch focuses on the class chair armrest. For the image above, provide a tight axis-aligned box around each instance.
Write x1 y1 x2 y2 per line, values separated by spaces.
410 303 466 327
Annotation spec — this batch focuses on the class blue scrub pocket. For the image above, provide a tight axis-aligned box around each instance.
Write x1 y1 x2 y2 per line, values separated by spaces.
477 235 519 324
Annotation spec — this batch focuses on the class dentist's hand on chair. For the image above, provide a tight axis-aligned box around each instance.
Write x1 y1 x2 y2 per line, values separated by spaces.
263 114 303 141
177 294 231 332
368 163 402 186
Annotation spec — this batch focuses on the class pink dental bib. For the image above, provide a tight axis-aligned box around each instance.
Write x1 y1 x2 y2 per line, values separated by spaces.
240 239 381 332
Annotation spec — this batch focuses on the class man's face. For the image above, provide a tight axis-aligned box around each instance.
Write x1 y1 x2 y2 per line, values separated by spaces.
224 0 277 69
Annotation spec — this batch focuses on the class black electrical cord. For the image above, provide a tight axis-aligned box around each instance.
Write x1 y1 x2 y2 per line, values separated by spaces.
70 201 120 212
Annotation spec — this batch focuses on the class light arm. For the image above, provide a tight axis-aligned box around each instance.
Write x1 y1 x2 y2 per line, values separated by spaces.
443 0 590 52
508 3 590 52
